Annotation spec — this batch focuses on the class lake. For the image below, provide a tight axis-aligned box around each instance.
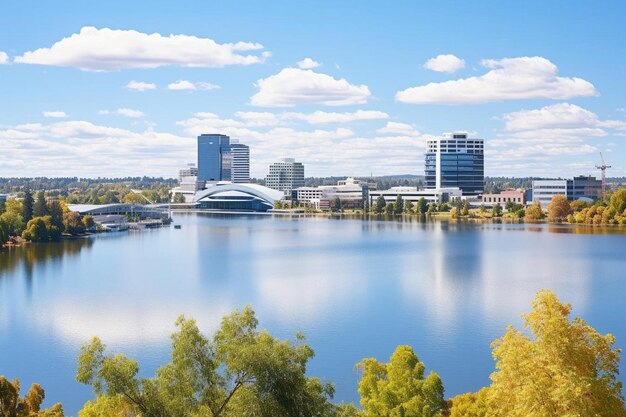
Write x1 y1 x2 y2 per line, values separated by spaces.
1 213 626 415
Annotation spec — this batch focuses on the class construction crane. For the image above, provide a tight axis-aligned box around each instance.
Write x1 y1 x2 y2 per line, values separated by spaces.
595 152 611 200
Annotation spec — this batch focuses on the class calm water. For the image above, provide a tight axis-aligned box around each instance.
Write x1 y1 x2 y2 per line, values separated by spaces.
1 214 626 415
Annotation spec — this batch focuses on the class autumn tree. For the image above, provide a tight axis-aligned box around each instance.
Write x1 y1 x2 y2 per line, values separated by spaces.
357 345 447 417
461 200 470 216
524 201 544 222
609 189 626 214
449 388 488 417
547 195 571 222
77 307 336 417
487 290 626 417
0 376 64 417
63 211 85 235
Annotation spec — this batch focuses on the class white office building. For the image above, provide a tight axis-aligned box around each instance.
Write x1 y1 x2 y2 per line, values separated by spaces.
295 177 374 210
266 158 305 195
369 187 463 205
230 140 250 183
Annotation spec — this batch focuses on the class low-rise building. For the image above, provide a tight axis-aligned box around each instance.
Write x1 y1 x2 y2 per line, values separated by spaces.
295 177 374 210
482 189 526 206
369 187 462 206
532 176 601 206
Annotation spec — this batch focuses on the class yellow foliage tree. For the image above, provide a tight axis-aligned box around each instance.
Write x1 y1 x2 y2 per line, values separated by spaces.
547 195 571 222
449 387 488 417
487 290 626 417
524 201 545 222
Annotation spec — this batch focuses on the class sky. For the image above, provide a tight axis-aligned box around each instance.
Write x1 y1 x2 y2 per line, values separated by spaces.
0 0 624 179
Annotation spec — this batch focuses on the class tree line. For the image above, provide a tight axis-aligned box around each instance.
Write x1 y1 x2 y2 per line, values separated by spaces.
2 290 625 417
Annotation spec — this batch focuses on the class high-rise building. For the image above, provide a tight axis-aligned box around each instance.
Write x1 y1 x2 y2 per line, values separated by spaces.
230 140 250 183
197 134 231 182
425 132 484 196
266 158 305 195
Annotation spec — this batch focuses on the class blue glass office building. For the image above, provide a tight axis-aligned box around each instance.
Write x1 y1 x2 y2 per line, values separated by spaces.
425 133 484 196
197 134 232 182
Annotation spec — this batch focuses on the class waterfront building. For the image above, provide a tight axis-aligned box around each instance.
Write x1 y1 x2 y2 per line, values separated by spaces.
295 177 375 210
369 187 462 206
171 163 204 203
193 183 283 212
532 176 601 205
197 134 232 182
482 189 526 206
266 158 305 195
178 163 198 182
230 140 250 183
425 132 484 196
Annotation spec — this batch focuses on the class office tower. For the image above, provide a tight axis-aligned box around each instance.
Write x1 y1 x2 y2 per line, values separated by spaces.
197 134 231 182
425 132 484 196
230 140 250 183
266 158 305 194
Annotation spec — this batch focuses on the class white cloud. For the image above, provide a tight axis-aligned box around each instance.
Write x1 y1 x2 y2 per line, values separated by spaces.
43 111 68 118
423 54 465 73
125 80 157 91
99 108 144 118
284 110 388 124
14 26 266 71
0 52 8 64
502 103 626 132
167 80 221 91
396 56 597 104
376 121 422 137
250 68 371 107
297 57 321 69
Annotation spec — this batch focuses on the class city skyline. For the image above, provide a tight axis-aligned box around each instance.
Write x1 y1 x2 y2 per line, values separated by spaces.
1 1 625 179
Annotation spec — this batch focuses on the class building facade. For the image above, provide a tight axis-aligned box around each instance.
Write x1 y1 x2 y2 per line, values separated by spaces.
425 132 484 196
369 187 462 205
178 163 198 182
295 177 373 210
193 183 283 212
266 158 305 195
230 140 250 183
532 176 601 206
197 134 232 182
482 189 526 206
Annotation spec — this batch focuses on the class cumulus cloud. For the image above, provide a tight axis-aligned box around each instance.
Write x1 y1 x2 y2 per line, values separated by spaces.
14 26 266 71
297 58 321 69
0 52 8 64
232 110 388 125
125 80 156 91
167 80 221 91
99 108 144 118
43 111 68 118
0 120 192 177
502 103 626 132
250 68 371 107
423 54 465 73
396 56 597 104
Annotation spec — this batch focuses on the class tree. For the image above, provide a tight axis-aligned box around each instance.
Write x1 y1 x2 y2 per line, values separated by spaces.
547 195 571 222
33 191 48 218
524 201 545 222
47 200 65 231
491 203 502 218
357 345 447 417
22 188 34 223
609 189 626 214
0 199 5 216
0 376 65 417
0 200 24 235
22 217 49 242
449 388 488 417
172 193 185 204
478 204 487 216
77 307 336 417
394 195 404 215
417 198 428 215
63 211 85 235
450 207 459 219
374 196 386 214
123 192 144 204
487 290 626 417
427 203 437 214
384 202 394 215
405 200 415 215
331 197 342 213
461 200 470 216
82 215 95 231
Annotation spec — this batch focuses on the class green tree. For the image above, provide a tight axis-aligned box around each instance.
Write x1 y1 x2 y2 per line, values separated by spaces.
405 200 415 215
0 200 24 235
22 217 49 242
384 202 394 215
357 345 447 417
394 195 404 215
0 199 5 215
491 203 502 218
172 193 185 204
427 203 437 214
417 198 428 215
488 290 626 417
524 201 545 222
331 197 342 213
47 200 65 231
22 188 34 223
33 191 48 218
0 376 65 417
547 195 571 222
374 196 386 214
82 215 95 231
461 200 470 216
77 307 335 417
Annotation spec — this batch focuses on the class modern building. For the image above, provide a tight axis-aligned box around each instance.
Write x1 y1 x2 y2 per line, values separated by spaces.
193 183 283 212
482 189 526 206
369 187 463 206
171 163 204 203
532 176 602 206
197 134 232 182
178 163 198 182
425 132 484 196
230 140 250 183
266 158 305 195
295 177 374 210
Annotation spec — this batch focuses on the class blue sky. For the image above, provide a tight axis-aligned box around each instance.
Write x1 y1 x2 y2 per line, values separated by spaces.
0 1 624 178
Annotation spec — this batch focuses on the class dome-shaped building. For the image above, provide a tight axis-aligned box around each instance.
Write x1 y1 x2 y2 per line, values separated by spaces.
193 182 283 212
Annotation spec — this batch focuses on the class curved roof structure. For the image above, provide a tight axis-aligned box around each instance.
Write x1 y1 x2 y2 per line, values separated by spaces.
193 183 283 205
